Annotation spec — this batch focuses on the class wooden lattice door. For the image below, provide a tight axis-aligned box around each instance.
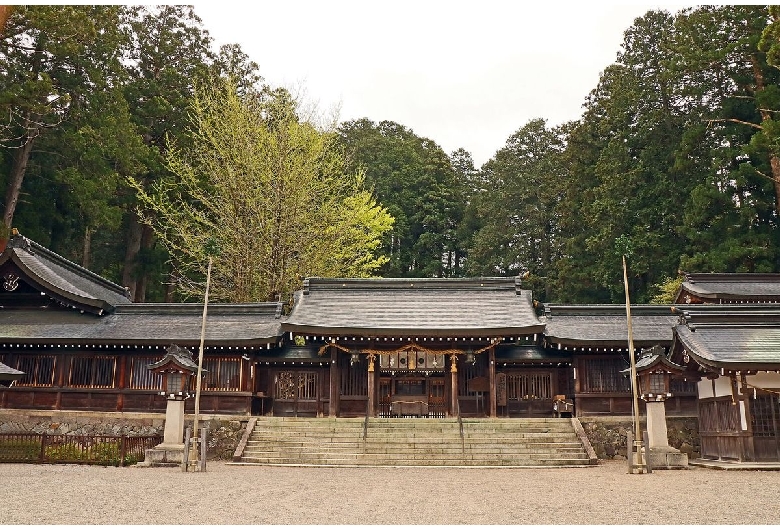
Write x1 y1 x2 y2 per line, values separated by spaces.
273 370 319 417
751 392 780 461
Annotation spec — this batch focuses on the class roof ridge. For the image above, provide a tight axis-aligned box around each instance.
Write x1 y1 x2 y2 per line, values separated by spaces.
115 302 284 316
303 276 522 293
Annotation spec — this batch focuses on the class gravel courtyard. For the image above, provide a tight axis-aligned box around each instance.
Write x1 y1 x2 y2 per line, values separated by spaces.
1 460 778 525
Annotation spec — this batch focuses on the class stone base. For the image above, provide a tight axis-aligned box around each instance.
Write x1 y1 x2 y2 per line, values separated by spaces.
137 443 185 468
647 446 688 470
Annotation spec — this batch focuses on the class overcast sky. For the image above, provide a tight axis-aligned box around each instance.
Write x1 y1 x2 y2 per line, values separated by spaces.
194 2 691 166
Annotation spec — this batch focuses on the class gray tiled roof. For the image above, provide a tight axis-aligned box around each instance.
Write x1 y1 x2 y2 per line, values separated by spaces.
630 353 684 372
674 325 780 369
0 360 24 385
283 277 544 337
672 305 780 369
0 303 282 346
678 273 780 301
147 344 199 371
542 305 676 346
1 233 131 312
0 360 24 376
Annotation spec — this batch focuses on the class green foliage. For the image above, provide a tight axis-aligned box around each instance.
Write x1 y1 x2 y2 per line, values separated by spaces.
649 275 684 304
5 5 780 306
338 119 462 277
464 119 566 301
131 79 393 302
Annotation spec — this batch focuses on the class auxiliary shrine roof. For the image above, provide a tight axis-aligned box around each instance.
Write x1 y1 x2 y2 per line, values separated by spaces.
675 273 780 304
542 305 677 347
0 303 283 347
672 305 780 370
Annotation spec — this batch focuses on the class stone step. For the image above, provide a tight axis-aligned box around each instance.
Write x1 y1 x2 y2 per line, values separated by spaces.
237 417 594 467
239 456 592 466
246 438 582 449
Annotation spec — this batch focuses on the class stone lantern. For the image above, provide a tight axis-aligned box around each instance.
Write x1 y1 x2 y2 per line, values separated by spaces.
141 345 201 467
626 346 688 469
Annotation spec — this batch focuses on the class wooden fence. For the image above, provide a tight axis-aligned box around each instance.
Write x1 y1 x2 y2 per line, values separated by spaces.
0 433 162 466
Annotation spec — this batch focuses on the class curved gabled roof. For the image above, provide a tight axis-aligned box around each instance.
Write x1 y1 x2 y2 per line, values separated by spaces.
283 277 544 337
0 233 131 313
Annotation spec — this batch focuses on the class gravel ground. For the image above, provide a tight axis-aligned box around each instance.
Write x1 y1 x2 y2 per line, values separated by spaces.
1 460 778 525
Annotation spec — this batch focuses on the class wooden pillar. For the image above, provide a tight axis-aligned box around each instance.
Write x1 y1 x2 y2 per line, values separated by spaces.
55 352 68 410
740 372 755 461
573 359 581 394
117 353 127 412
367 354 376 417
329 346 339 417
488 346 496 418
450 353 458 416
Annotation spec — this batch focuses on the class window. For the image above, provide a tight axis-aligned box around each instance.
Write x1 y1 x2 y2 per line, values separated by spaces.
670 378 697 395
274 371 317 400
582 358 631 393
128 357 163 390
0 354 56 387
339 354 367 396
506 372 552 400
202 357 241 391
69 356 116 388
648 373 666 394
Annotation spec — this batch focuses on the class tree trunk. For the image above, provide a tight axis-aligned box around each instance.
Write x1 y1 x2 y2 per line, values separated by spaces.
165 267 176 303
82 227 93 269
122 212 143 300
134 224 155 302
750 55 780 215
3 135 35 230
772 156 780 216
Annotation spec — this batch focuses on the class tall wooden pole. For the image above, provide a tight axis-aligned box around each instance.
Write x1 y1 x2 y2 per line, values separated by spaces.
622 255 642 467
190 255 212 470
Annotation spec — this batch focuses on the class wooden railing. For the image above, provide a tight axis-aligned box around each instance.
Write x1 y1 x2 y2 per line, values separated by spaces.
0 433 162 466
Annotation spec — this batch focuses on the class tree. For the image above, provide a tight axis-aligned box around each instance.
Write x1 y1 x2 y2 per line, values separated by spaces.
551 10 698 302
338 119 461 277
0 6 129 231
673 6 780 273
465 119 566 300
130 80 393 303
119 5 219 301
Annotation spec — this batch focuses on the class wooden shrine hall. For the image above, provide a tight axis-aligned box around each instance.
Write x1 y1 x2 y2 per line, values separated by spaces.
0 232 696 419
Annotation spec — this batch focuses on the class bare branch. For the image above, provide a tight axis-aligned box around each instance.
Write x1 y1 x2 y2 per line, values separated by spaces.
705 118 763 130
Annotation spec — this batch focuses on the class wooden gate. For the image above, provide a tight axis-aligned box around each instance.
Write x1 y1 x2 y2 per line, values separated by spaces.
377 375 445 417
273 370 319 417
503 370 553 417
751 392 780 461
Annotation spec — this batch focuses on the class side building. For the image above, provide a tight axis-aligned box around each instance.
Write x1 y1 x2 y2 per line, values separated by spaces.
670 305 780 462
0 232 281 414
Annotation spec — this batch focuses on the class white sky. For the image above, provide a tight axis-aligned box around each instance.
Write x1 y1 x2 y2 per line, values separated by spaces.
194 2 691 166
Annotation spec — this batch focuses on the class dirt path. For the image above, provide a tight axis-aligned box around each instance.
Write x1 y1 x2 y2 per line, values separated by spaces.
1 460 777 525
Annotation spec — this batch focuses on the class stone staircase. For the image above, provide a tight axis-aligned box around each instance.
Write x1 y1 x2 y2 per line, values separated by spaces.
233 417 597 467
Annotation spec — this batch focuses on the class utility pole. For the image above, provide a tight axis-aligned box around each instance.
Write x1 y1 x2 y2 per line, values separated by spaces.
189 255 212 471
623 255 648 473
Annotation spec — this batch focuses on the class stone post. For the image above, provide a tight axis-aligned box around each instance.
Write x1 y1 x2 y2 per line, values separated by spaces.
162 398 186 447
644 396 688 470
